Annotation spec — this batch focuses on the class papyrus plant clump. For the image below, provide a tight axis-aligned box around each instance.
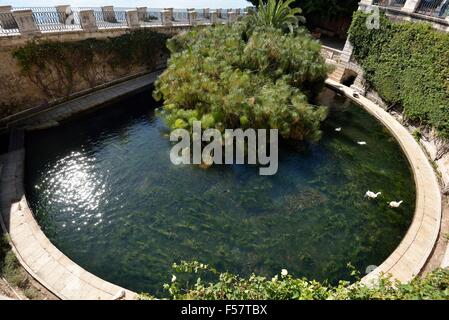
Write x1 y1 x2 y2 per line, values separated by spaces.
154 18 329 142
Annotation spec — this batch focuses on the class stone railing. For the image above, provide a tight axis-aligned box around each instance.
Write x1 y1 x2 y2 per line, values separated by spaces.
0 5 250 36
370 0 449 20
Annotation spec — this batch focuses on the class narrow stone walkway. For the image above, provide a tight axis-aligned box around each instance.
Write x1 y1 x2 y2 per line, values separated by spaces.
0 130 136 300
326 79 442 283
12 70 163 131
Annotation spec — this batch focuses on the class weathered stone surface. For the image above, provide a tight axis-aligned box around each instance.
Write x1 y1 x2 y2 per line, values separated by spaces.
326 79 442 284
125 10 140 28
188 10 197 25
11 10 40 35
79 10 97 32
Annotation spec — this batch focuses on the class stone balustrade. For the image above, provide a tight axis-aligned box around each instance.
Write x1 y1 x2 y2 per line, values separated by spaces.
0 5 246 37
370 0 449 20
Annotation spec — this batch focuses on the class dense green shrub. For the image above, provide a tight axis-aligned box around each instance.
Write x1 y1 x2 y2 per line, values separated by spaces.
154 19 329 141
349 11 449 138
139 261 449 300
13 30 168 98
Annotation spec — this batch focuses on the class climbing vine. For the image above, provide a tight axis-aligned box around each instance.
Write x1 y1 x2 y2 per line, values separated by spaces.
13 30 169 99
348 11 449 139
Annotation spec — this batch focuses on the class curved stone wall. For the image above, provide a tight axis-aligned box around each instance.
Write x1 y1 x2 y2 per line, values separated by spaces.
0 78 442 299
0 131 136 300
325 79 442 284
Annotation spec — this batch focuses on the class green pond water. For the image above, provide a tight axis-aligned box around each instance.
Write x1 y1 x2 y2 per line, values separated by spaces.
25 88 415 295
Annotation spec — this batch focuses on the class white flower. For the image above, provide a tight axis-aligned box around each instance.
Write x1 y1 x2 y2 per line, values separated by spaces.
171 275 177 283
281 269 288 276
271 275 278 282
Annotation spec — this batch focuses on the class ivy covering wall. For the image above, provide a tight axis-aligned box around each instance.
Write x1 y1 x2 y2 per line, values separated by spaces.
348 12 449 138
13 30 169 100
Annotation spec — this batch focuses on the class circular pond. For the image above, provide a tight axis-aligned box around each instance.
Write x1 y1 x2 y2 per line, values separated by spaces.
25 88 415 295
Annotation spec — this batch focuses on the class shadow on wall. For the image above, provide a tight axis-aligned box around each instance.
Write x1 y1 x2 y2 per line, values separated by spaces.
0 129 25 234
0 29 170 121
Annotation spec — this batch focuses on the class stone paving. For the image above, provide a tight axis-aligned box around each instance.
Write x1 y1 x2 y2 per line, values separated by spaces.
326 79 443 283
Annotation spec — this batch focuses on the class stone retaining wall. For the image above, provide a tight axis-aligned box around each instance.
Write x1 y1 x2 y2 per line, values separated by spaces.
0 25 189 120
326 79 442 283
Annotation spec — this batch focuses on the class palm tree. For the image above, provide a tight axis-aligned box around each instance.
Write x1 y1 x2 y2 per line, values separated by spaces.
247 0 306 33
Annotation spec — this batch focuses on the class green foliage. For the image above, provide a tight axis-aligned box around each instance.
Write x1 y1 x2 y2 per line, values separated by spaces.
349 11 449 138
412 129 422 142
13 30 168 98
139 261 449 300
247 0 305 33
0 235 26 288
154 20 329 141
248 0 359 19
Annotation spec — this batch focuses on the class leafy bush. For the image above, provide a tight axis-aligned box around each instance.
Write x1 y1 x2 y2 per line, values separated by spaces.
348 11 449 138
154 19 329 142
247 0 306 33
139 261 449 300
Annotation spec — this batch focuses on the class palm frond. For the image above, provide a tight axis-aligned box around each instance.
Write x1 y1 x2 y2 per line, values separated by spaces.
248 0 306 33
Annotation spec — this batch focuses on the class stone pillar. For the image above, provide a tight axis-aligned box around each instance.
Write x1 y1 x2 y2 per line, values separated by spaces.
161 9 173 26
209 10 218 24
164 7 174 21
126 9 140 28
329 38 354 83
12 9 40 35
216 8 222 18
228 11 236 23
203 8 210 19
0 5 17 30
79 9 98 32
55 5 71 23
136 7 147 22
402 0 420 13
188 10 197 25
236 8 241 15
101 5 116 23
350 69 367 95
340 38 354 64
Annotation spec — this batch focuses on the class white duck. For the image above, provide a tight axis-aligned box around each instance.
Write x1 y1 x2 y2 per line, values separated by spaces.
335 127 342 132
113 289 126 300
388 200 403 208
358 141 367 145
365 191 381 199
